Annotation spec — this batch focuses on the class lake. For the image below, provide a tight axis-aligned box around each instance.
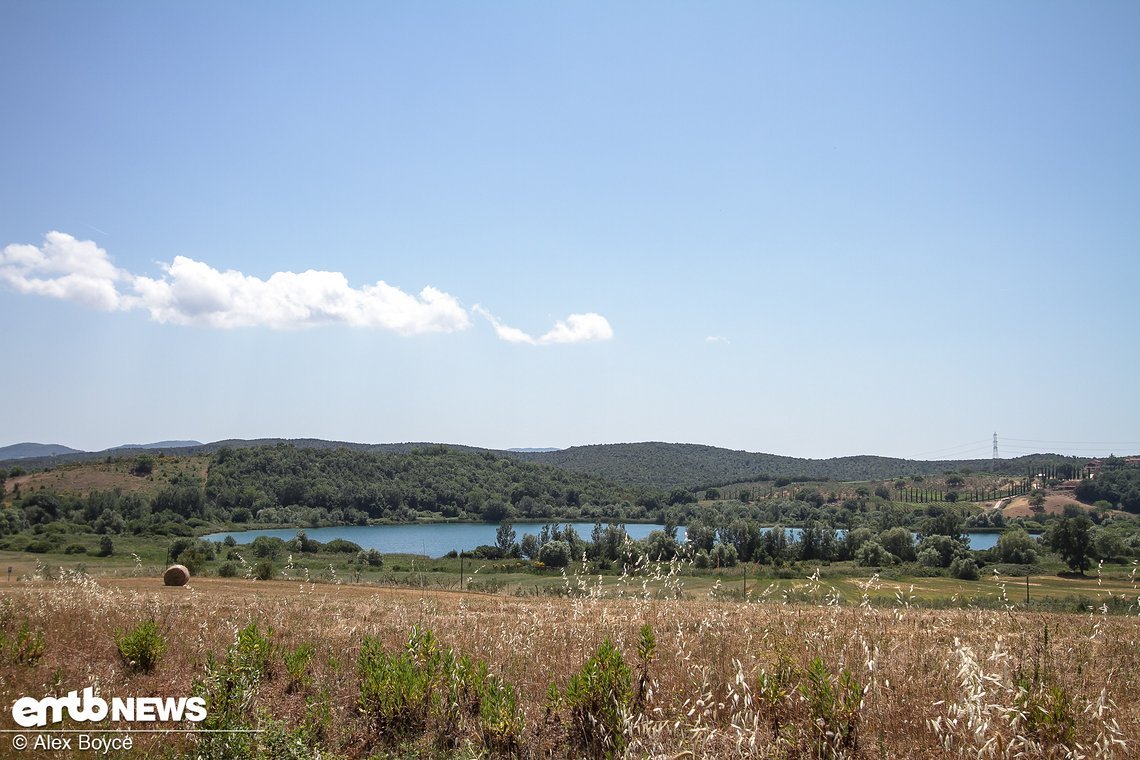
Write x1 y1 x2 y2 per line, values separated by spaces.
203 523 1010 557
202 522 677 558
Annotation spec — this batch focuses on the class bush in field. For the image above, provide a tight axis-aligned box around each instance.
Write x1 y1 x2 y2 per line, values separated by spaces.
283 642 315 693
950 556 980 581
356 548 383 567
1 621 45 665
538 540 572 568
799 657 863 758
356 626 524 752
116 619 166 673
559 637 633 758
322 539 363 553
193 623 276 758
252 561 274 581
251 536 286 559
217 562 239 578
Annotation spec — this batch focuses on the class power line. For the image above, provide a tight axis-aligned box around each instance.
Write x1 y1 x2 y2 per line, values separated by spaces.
912 439 992 457
1003 438 1140 446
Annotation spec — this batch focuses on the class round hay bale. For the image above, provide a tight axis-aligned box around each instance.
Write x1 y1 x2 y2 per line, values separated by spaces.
163 564 190 586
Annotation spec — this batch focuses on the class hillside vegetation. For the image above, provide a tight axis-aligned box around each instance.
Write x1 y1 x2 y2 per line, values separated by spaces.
3 437 1096 491
517 442 1089 490
205 445 657 524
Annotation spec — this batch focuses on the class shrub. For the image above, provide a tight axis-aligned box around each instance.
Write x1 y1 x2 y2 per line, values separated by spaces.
96 536 114 557
709 542 739 568
283 642 315 693
253 561 274 581
251 536 285 559
538 540 572 568
116 619 166 673
1 621 45 665
559 637 633 758
995 528 1039 564
355 626 524 752
855 539 893 567
357 549 383 567
64 543 87 555
323 539 363 553
217 562 239 578
949 557 980 581
799 657 862 757
357 628 439 738
193 623 275 757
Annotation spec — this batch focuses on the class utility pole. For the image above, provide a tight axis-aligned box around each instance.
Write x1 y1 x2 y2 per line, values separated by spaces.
992 432 999 473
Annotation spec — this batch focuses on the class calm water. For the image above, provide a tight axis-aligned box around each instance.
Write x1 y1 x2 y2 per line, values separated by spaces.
202 522 678 558
203 523 1008 556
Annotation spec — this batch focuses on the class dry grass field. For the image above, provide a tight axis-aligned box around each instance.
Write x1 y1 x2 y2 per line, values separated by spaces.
1 456 210 504
1 572 1137 759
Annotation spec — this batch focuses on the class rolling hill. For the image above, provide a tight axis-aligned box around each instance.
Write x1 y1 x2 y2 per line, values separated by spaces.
1 437 1093 492
515 442 1090 490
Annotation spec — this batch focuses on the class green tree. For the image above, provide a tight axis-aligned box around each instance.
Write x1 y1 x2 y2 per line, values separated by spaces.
538 540 572 568
482 499 512 522
709 542 739 568
1046 515 1094 574
1092 528 1126 562
519 533 540 560
878 526 916 562
855 540 893 567
995 528 1039 564
495 521 517 554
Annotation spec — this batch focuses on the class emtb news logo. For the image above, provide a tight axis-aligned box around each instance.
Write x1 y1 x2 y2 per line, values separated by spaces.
11 688 206 728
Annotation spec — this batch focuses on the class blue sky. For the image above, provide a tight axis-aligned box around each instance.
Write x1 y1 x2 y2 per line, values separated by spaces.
1 2 1138 459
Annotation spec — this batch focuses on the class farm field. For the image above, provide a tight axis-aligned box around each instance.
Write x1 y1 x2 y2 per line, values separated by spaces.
1 571 1138 758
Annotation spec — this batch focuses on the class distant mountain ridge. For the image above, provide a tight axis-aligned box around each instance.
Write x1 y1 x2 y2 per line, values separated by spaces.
0 437 1093 491
0 442 84 460
111 440 203 450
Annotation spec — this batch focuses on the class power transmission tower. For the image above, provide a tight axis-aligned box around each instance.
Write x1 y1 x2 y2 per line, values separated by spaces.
992 433 998 472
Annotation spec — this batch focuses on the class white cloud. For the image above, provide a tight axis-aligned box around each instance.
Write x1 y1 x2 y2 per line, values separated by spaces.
705 335 731 345
474 306 614 346
128 257 470 333
0 232 127 310
1 232 613 344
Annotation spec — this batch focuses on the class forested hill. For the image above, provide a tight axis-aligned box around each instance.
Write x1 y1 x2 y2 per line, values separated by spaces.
3 437 1091 494
205 445 659 523
513 442 1088 490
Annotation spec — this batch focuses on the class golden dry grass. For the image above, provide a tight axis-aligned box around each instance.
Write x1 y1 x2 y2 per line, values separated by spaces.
1 455 209 504
1 574 1137 759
